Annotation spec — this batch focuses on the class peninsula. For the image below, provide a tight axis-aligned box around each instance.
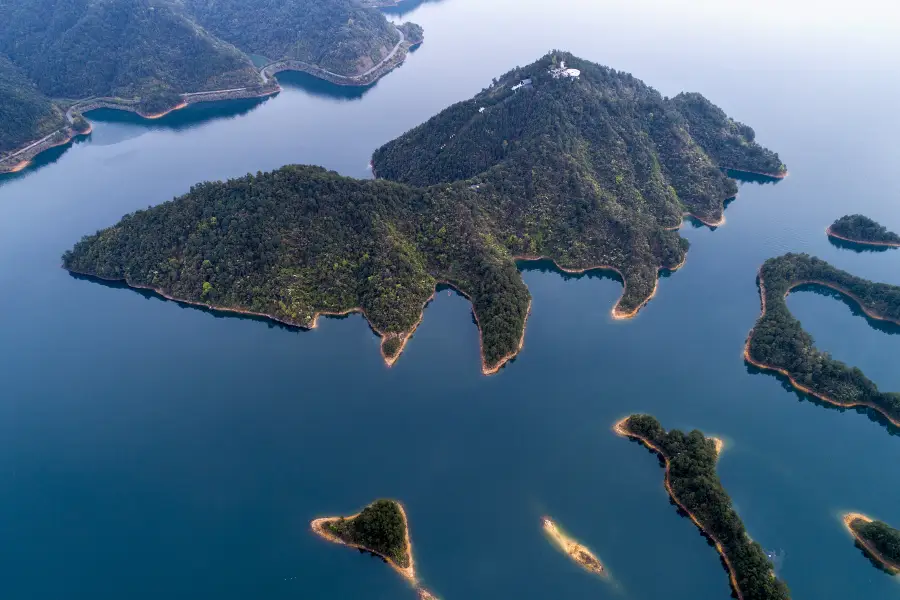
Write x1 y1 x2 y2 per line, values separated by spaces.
63 52 783 373
311 499 439 598
826 215 900 248
542 517 606 577
615 414 790 600
0 0 422 173
745 253 900 428
842 513 900 574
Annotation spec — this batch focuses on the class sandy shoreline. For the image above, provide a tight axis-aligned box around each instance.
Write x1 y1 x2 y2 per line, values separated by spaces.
542 517 606 576
514 253 686 321
841 512 900 574
311 502 416 583
744 270 900 428
65 268 528 376
825 226 900 248
614 417 743 600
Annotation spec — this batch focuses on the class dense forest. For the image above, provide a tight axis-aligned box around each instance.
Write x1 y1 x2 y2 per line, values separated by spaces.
63 53 784 371
63 165 531 371
373 51 785 225
747 253 900 425
184 0 403 75
849 518 900 568
0 55 65 154
828 215 900 246
0 0 419 158
326 499 410 568
620 414 791 600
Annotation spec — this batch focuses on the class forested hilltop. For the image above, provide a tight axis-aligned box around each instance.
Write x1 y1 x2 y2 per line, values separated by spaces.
827 215 900 247
617 415 791 600
0 0 420 164
63 53 784 373
315 499 411 569
373 51 785 227
746 253 900 428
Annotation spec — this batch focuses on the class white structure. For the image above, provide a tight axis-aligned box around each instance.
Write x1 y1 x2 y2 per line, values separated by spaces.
549 60 581 79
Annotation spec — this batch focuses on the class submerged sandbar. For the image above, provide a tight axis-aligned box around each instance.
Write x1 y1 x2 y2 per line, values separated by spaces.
542 517 606 576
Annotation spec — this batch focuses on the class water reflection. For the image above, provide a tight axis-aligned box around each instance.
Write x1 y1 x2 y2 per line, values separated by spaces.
725 168 784 185
792 283 900 336
380 0 448 17
0 134 92 187
86 96 272 134
518 258 624 284
744 360 900 435
827 234 896 253
276 70 375 101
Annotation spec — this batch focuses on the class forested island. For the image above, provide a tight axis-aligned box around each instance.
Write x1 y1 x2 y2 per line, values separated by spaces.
615 415 791 600
311 499 440 599
827 215 900 248
63 52 783 373
0 0 422 172
745 253 900 428
843 513 900 574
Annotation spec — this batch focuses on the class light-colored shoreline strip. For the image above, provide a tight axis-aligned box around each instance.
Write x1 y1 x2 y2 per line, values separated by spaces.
542 517 606 576
1 25 418 174
514 253 687 321
64 268 524 376
613 417 743 600
743 270 900 428
311 502 416 583
825 226 900 248
841 512 900 574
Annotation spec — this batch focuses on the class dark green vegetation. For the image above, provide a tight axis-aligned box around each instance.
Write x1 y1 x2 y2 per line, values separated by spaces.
63 165 530 370
620 414 791 600
747 253 900 426
184 0 405 75
828 215 900 246
0 55 66 154
849 518 900 570
64 53 782 371
0 0 418 159
326 499 410 568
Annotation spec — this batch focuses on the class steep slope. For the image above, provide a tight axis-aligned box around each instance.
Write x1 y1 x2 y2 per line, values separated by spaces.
183 0 404 76
0 55 65 156
63 53 784 373
372 52 785 225
0 0 259 101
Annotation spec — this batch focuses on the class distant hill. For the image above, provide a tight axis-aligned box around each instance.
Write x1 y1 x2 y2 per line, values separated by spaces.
183 0 404 76
63 52 785 374
0 0 420 163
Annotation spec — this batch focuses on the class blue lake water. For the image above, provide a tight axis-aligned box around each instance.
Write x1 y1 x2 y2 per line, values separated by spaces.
1 1 899 598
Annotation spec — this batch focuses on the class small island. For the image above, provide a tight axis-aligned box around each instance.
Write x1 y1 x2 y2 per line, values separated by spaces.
826 215 900 248
615 414 790 600
745 253 900 429
312 499 412 577
542 517 606 577
64 52 784 373
842 513 900 574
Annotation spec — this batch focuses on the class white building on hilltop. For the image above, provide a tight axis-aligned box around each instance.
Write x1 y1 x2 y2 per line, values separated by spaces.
549 60 581 79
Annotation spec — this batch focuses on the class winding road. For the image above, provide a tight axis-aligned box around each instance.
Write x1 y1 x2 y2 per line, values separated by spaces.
2 27 411 170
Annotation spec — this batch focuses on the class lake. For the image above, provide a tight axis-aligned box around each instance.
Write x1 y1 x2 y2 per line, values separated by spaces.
1 0 899 598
